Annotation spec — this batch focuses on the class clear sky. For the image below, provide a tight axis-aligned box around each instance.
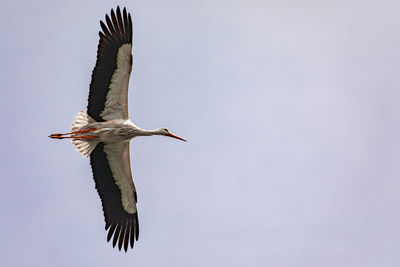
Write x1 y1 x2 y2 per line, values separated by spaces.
1 0 399 266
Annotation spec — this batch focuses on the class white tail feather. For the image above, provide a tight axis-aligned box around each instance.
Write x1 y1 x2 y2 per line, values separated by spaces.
71 110 96 132
71 111 97 158
72 139 98 158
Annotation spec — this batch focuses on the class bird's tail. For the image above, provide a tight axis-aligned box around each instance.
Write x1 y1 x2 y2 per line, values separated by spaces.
71 110 96 132
71 111 98 158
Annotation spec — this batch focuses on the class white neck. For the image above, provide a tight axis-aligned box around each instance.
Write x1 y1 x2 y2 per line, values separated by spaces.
136 128 163 136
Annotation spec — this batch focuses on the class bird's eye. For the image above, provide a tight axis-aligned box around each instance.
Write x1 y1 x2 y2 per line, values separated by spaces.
164 128 169 132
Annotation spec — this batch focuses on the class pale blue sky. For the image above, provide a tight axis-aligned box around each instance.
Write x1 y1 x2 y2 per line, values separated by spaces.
1 0 400 266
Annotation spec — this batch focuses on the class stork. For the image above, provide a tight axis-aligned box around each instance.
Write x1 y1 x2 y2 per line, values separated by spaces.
49 6 186 252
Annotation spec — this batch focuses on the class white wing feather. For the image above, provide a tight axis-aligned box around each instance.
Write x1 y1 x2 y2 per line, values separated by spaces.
100 43 132 121
103 141 137 214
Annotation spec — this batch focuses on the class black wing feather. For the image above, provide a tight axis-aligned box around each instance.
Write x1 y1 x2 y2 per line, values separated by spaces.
110 9 120 39
124 226 130 252
116 7 125 36
90 142 139 251
87 6 133 122
123 8 128 35
105 14 116 36
118 226 125 250
100 21 111 38
113 225 121 247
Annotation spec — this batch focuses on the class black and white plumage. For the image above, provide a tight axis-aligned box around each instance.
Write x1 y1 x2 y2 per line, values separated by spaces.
88 7 132 122
50 7 186 252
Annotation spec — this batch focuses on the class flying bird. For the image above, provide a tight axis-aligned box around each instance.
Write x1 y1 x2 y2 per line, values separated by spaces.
49 7 186 252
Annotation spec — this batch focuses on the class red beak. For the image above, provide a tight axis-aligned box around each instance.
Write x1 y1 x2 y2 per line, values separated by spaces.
167 132 187 142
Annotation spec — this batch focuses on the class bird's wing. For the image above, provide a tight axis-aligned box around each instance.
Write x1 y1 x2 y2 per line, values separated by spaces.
90 142 139 251
87 7 133 122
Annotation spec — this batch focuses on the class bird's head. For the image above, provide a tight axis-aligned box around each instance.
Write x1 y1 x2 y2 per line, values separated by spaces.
159 128 186 142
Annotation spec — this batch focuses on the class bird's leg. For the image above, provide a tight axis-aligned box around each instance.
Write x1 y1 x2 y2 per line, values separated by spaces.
50 135 98 139
49 128 98 138
50 128 98 136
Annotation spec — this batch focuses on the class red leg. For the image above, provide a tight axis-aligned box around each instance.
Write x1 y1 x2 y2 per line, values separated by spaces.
50 128 98 136
50 135 98 139
49 128 98 138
